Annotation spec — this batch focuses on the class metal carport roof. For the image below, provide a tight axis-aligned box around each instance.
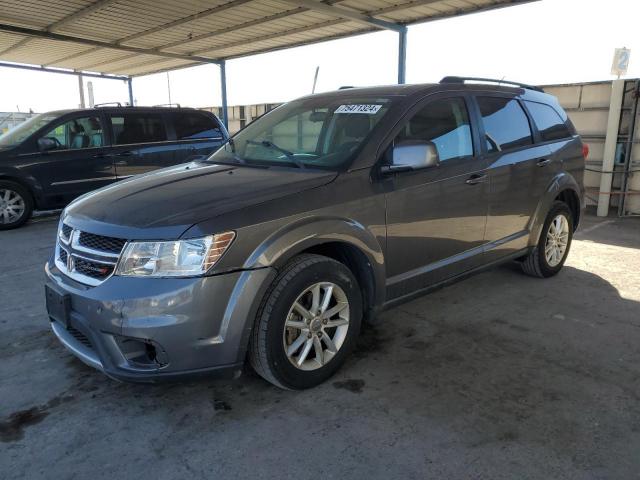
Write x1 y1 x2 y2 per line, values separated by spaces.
0 0 537 125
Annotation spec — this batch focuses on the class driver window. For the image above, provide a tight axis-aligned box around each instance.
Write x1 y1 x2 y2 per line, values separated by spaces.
40 116 104 150
396 98 473 162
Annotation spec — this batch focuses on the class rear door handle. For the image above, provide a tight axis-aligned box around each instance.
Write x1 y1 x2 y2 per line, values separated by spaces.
537 158 551 167
116 151 134 157
465 173 487 185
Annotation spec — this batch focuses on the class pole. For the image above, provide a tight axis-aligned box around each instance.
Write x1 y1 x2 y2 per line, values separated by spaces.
312 66 319 94
166 72 172 105
127 77 134 106
219 60 228 129
77 73 85 108
597 79 625 217
397 27 407 85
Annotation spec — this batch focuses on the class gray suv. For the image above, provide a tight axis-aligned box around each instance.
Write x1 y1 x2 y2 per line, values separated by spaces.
45 77 585 389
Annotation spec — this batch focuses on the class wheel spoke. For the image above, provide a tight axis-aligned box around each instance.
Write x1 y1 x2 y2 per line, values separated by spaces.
325 317 348 328
321 332 337 352
287 333 308 357
293 301 313 320
285 318 307 330
319 284 333 315
321 302 347 320
310 284 321 314
296 339 313 366
312 336 323 366
2 190 10 202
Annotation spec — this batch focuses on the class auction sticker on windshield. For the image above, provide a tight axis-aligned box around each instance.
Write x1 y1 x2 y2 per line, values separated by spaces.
335 104 382 114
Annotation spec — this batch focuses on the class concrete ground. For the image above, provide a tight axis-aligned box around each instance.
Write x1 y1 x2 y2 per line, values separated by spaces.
1 210 640 480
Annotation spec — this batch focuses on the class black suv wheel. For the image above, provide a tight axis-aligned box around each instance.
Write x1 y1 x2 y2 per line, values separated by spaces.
521 201 574 278
0 180 33 230
249 254 362 389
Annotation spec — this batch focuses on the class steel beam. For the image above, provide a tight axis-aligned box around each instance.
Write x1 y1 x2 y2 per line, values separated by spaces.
219 61 229 129
397 27 407 84
278 0 404 32
0 24 220 65
0 61 128 80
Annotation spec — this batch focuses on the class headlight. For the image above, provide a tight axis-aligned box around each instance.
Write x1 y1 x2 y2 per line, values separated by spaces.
115 232 235 278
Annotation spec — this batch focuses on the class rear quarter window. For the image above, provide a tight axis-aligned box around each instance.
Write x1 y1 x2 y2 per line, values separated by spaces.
172 112 222 140
476 96 533 152
524 101 572 142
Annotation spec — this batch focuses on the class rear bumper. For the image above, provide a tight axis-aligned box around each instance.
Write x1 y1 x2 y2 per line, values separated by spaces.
45 260 276 383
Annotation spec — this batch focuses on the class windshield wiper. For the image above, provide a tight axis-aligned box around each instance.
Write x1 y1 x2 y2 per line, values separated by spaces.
247 140 305 169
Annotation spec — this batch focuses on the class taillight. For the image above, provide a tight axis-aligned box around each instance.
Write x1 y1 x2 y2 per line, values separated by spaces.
582 144 589 159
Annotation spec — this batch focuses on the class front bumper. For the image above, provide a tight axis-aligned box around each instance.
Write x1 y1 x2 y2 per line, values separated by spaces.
45 260 275 382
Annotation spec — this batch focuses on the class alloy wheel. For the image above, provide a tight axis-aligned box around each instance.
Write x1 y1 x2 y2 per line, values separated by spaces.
545 214 569 267
0 188 26 225
283 282 350 371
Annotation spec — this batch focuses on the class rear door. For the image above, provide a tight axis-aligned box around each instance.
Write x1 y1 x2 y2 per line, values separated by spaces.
474 94 553 262
384 94 489 299
169 111 226 162
108 111 174 178
26 112 114 205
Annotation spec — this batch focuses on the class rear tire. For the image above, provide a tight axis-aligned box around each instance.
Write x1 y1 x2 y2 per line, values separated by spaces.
0 181 33 230
521 201 573 278
249 254 362 390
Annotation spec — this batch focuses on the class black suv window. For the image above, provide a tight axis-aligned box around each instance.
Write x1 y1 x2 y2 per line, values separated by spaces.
110 114 167 145
477 97 532 152
40 116 104 150
525 101 572 142
173 112 222 140
396 97 473 161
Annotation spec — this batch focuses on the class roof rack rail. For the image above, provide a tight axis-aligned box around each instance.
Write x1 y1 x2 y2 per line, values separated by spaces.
440 76 544 93
153 103 181 108
94 102 122 107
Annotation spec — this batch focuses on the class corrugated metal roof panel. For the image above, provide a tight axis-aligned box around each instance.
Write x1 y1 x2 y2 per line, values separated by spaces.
0 0 537 76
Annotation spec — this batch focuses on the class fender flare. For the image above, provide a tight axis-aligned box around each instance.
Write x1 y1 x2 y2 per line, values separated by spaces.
243 215 387 307
527 172 582 247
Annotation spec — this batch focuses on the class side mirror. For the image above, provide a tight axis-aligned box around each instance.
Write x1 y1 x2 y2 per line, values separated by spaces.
38 137 58 152
382 141 439 174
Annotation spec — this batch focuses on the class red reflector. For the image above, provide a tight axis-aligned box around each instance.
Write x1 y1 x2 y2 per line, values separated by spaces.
582 144 589 159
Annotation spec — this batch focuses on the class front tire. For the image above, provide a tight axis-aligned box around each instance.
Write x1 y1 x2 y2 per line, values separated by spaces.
521 201 574 278
0 181 33 230
249 254 362 390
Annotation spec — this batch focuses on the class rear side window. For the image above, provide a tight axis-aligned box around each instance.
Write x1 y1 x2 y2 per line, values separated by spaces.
525 101 572 141
173 112 222 140
110 114 167 145
477 97 532 152
396 97 473 161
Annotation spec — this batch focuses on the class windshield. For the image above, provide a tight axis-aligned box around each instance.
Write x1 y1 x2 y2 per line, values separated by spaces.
0 113 60 147
208 96 392 170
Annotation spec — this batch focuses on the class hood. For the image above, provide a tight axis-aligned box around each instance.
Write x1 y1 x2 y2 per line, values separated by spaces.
65 161 337 239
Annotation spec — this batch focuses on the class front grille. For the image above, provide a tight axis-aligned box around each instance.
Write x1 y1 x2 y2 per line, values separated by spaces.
67 325 93 349
79 232 126 254
56 224 127 286
74 257 114 280
61 224 72 241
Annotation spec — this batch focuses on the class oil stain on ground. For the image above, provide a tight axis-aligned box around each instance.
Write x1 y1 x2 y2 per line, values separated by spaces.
0 407 49 442
333 379 365 393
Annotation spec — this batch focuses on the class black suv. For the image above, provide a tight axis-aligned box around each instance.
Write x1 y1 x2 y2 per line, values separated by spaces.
45 78 585 389
0 106 227 229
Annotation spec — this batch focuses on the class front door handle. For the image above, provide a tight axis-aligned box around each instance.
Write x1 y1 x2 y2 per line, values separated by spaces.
116 151 134 157
537 158 551 167
465 173 487 185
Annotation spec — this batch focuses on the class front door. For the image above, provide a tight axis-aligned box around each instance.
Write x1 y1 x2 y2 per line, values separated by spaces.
384 95 489 300
28 113 114 206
